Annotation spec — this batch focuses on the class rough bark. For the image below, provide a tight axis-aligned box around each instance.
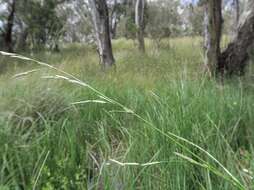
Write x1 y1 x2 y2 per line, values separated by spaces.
4 0 16 53
89 0 115 68
218 1 254 76
205 0 222 75
135 0 145 52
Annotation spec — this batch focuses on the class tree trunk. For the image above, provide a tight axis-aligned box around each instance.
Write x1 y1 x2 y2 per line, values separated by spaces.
232 0 240 37
89 0 115 69
110 0 118 39
203 2 209 71
16 28 28 51
111 10 118 39
15 20 28 51
135 0 145 53
4 0 16 53
205 0 222 75
124 0 135 39
218 0 254 76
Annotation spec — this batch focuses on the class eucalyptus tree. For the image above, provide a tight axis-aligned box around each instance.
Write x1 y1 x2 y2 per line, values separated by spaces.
203 0 254 76
232 0 240 32
146 0 182 48
219 0 254 75
204 0 222 75
1 0 66 52
24 0 65 51
88 0 115 68
1 0 16 52
123 0 134 38
59 0 93 43
135 0 146 52
107 0 126 39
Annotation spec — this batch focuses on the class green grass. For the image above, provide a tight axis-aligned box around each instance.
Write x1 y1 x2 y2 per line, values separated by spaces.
0 38 253 189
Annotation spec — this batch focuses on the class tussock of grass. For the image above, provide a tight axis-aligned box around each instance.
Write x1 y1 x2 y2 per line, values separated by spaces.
0 38 253 189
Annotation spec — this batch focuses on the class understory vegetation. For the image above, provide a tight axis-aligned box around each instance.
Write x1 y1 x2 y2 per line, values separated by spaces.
0 38 253 189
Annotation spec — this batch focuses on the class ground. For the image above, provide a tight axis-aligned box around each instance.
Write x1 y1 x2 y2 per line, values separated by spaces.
0 37 253 189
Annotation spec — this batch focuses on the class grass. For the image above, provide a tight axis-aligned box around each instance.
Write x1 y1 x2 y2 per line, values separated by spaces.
0 37 253 189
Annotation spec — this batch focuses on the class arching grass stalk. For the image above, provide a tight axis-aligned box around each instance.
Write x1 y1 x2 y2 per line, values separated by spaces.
0 51 246 189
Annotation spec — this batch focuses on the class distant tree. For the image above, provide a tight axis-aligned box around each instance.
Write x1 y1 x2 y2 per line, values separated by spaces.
0 0 66 52
89 0 115 69
135 0 146 52
24 0 65 51
124 0 136 39
59 0 94 43
107 0 126 39
146 0 182 47
186 2 204 36
3 0 16 52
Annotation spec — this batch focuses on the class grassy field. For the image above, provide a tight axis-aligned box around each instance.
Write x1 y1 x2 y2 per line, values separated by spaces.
0 38 253 190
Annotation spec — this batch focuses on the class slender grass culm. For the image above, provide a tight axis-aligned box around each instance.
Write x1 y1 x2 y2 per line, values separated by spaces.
0 50 251 190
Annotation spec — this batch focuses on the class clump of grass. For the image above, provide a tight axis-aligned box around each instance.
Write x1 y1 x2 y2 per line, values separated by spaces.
0 38 253 189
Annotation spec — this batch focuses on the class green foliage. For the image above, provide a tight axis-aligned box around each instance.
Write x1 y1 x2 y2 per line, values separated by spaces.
0 0 67 51
187 5 204 36
146 0 182 38
22 0 64 49
124 15 137 39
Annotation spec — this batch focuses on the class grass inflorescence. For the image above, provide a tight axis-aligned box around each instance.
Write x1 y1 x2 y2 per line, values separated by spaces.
0 38 253 190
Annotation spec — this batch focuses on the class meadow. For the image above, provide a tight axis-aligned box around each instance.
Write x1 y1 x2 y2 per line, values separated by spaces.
0 37 253 189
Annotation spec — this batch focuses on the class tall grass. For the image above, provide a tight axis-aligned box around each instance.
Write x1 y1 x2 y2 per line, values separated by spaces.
0 38 253 189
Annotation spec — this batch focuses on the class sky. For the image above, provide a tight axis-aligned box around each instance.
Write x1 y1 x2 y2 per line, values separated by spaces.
181 0 198 5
